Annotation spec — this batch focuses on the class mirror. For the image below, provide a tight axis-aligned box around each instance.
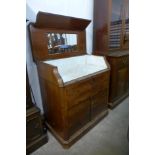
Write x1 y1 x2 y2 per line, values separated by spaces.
46 33 78 54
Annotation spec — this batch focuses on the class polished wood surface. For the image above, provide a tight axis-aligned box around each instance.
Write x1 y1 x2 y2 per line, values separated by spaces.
29 12 110 148
29 26 86 61
29 11 90 61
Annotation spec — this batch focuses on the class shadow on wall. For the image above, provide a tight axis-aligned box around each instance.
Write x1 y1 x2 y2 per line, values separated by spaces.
26 3 36 22
26 21 43 113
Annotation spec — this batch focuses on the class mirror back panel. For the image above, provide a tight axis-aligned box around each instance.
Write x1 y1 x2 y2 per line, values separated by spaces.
29 12 91 61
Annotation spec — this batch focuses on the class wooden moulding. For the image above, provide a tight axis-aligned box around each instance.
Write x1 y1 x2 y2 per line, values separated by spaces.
37 56 110 87
29 25 87 61
35 11 91 30
37 61 64 87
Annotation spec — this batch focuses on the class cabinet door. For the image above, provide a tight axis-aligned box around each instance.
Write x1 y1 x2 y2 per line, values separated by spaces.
68 99 91 137
26 115 43 145
65 79 92 109
117 66 128 97
91 91 108 119
109 0 129 50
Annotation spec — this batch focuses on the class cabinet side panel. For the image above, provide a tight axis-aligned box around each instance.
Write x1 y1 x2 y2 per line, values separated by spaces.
39 76 67 139
93 0 110 53
107 57 118 101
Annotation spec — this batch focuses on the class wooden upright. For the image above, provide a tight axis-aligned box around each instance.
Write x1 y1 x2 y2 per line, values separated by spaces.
93 0 129 108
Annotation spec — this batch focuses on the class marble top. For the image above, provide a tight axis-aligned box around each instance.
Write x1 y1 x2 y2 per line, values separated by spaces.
44 55 108 83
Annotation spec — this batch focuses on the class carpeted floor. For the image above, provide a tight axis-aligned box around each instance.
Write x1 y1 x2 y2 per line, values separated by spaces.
31 97 129 155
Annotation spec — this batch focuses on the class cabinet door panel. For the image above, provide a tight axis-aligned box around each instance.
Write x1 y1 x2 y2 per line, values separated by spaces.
66 80 92 108
68 99 90 137
117 67 128 97
91 72 109 97
91 91 108 119
26 116 42 144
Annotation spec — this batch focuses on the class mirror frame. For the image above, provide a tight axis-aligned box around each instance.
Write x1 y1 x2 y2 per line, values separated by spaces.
29 24 86 61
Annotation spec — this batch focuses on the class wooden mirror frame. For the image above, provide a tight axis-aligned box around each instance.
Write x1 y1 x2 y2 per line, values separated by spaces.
29 12 91 61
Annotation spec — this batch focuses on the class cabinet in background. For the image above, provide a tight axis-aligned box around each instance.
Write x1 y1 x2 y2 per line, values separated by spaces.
93 0 129 54
107 51 129 108
26 69 48 154
93 0 129 107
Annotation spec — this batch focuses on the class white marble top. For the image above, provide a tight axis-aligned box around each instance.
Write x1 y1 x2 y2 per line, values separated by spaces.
44 55 107 83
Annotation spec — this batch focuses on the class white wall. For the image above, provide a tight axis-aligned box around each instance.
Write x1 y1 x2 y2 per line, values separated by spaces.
26 0 94 112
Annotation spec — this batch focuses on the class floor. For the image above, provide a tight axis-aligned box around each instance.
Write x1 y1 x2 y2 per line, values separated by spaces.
31 97 129 155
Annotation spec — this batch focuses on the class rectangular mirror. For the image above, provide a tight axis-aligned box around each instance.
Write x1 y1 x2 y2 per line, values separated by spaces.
46 33 78 54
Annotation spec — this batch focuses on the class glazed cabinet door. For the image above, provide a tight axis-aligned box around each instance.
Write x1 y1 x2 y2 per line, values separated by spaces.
109 0 124 50
109 0 129 50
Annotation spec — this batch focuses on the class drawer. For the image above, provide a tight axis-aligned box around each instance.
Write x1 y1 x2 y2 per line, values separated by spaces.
91 90 108 119
92 72 109 82
91 73 109 95
26 115 43 144
68 98 90 136
66 79 92 108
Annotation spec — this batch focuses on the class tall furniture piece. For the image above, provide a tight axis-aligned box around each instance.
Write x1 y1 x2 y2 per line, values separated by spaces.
93 0 129 108
107 51 129 108
26 70 48 154
29 12 110 148
93 0 129 53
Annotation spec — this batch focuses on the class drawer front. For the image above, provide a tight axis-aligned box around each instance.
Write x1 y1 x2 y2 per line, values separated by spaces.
91 90 108 119
26 115 43 144
66 72 109 109
68 98 90 136
92 72 109 82
91 72 109 95
66 79 92 108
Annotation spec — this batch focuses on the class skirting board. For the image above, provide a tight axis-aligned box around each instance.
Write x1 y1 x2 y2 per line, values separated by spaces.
108 92 129 109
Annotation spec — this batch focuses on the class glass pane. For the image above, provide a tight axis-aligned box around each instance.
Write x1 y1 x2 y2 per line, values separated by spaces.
109 0 124 49
46 33 78 54
111 0 124 22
